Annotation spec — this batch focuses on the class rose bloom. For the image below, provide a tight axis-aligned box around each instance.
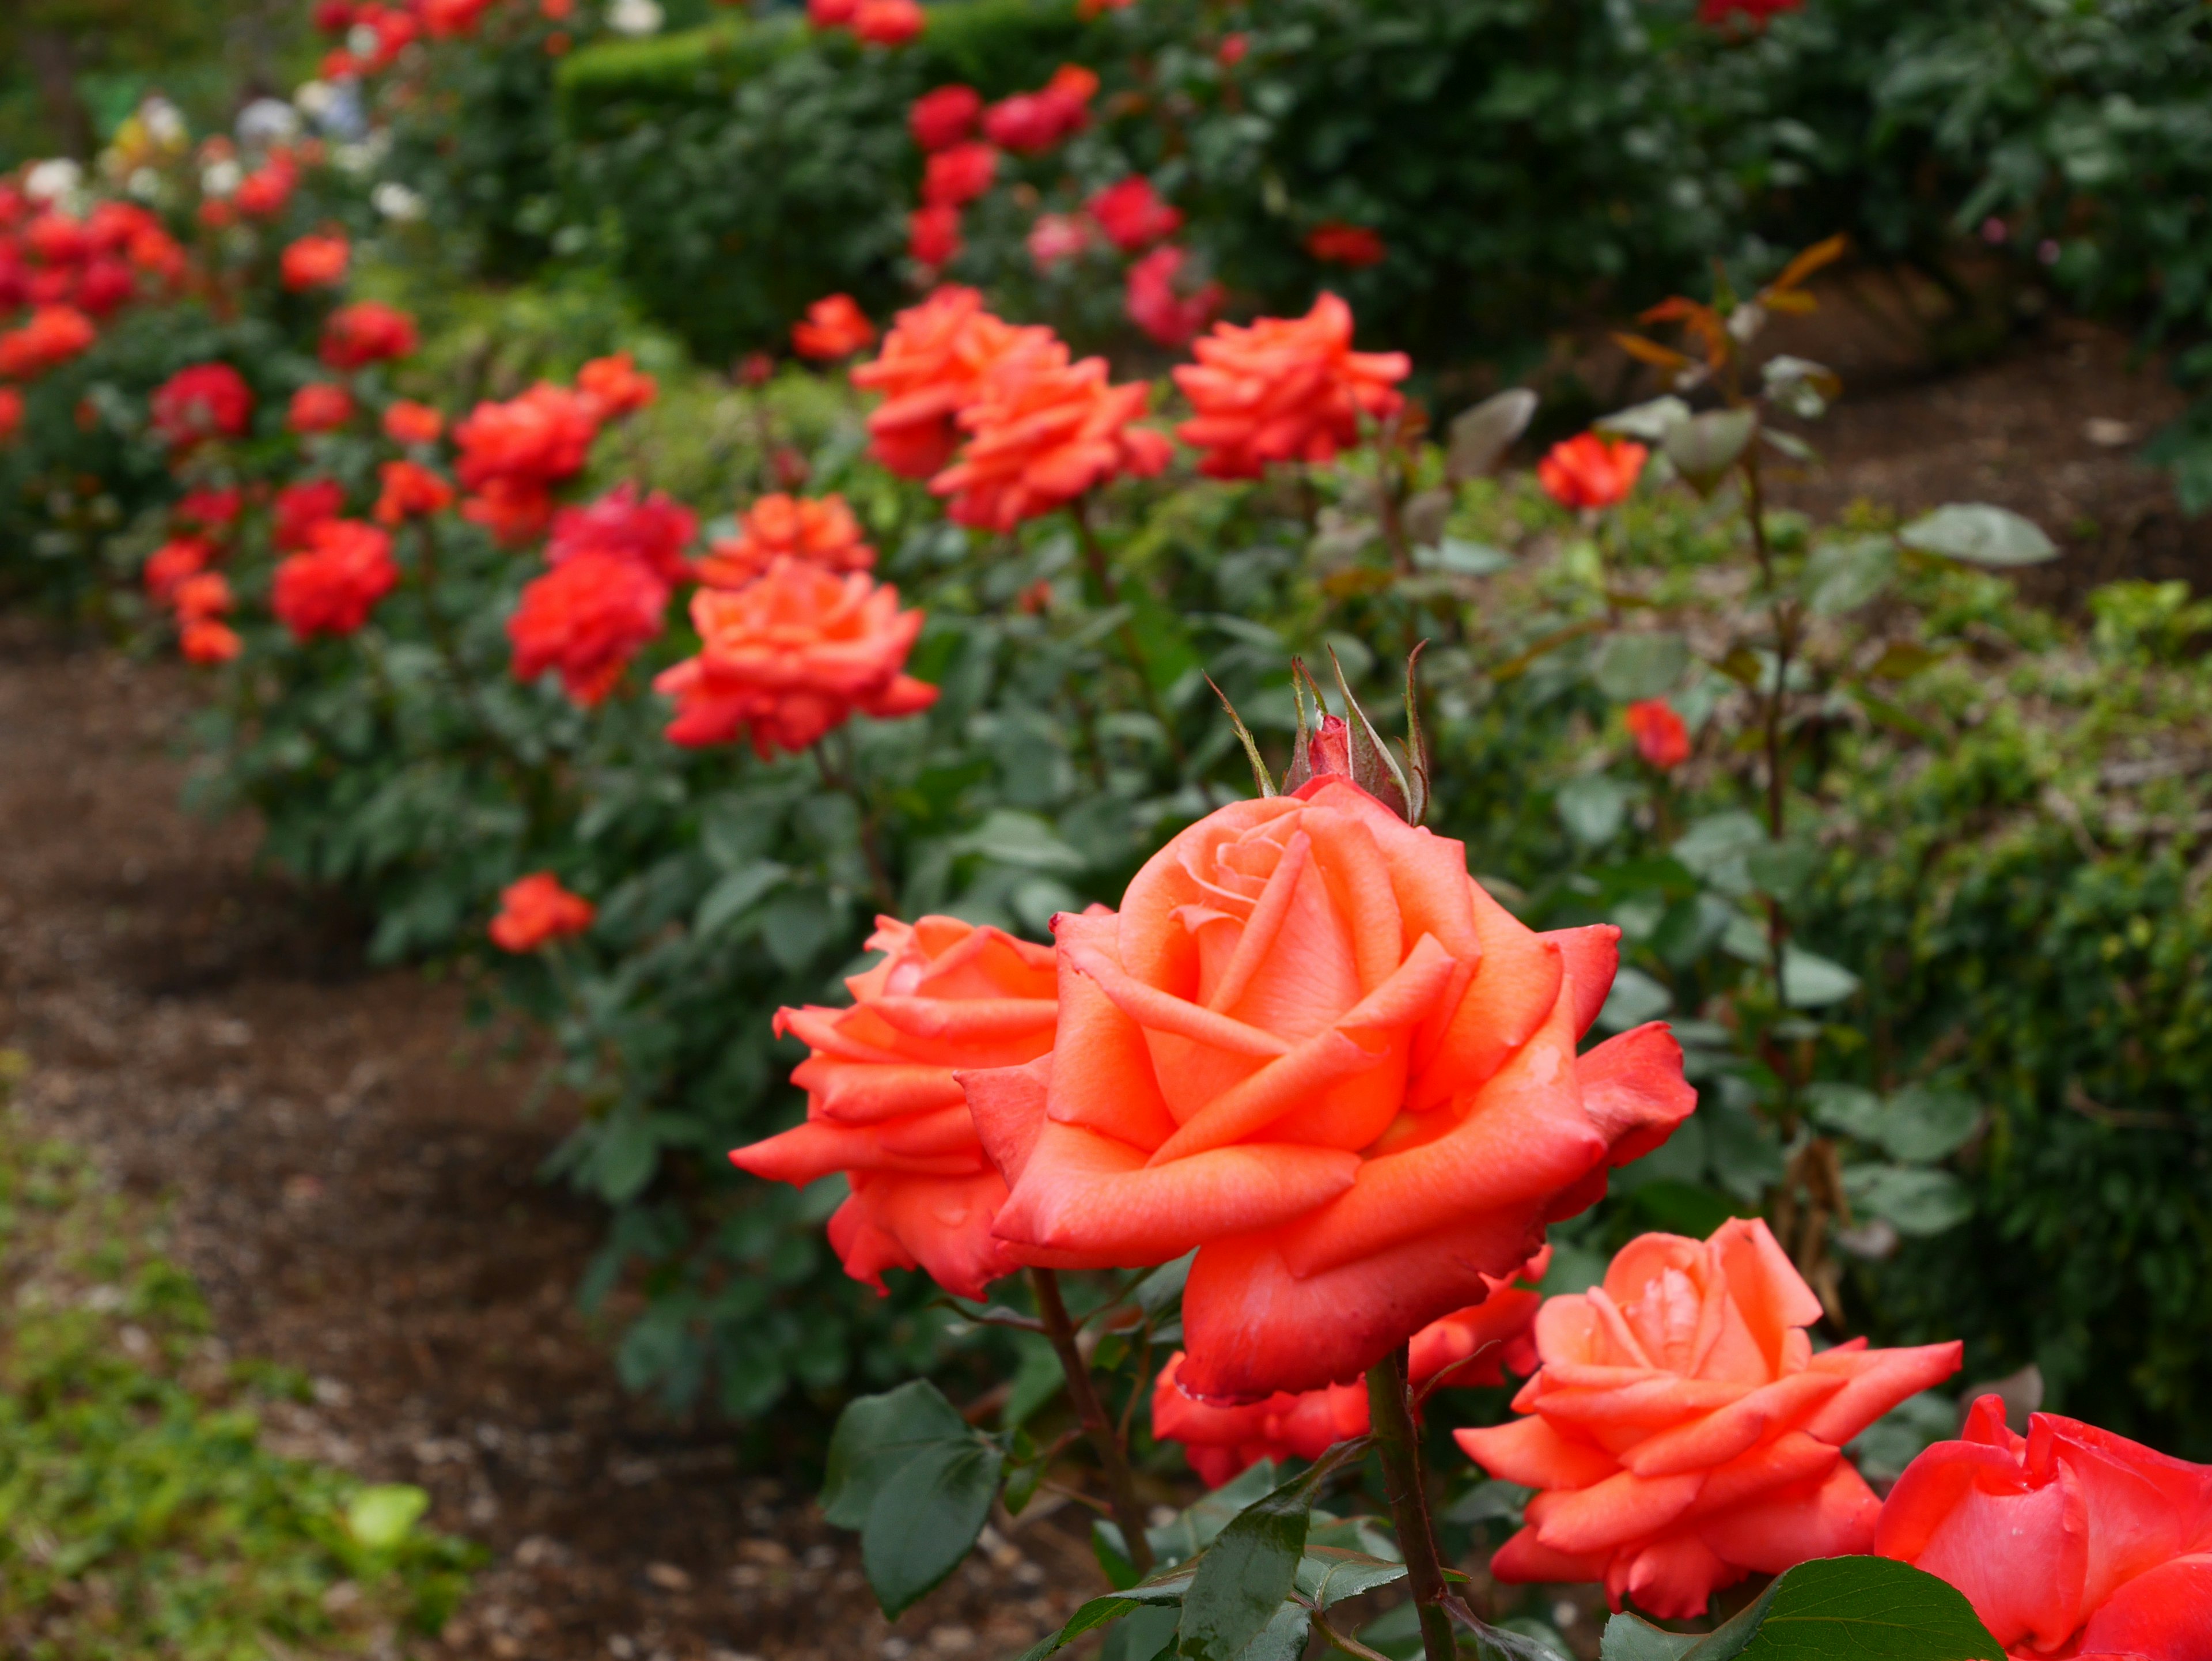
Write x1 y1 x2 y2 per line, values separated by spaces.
981 66 1095 154
1027 213 1091 273
281 233 350 290
181 618 243 665
577 351 657 418
731 915 1055 1299
653 558 938 754
422 0 497 35
1173 293 1410 480
696 492 873 588
171 569 233 623
234 163 295 219
1877 1398 2212 1656
382 399 444 445
792 294 877 361
1459 1217 1962 1618
26 211 89 266
274 478 348 551
1217 32 1249 67
851 285 1053 479
959 778 1696 1402
128 224 187 285
454 382 602 542
320 300 419 370
272 519 399 640
1126 245 1222 349
488 872 596 953
151 362 255 448
0 387 20 446
144 536 215 604
807 0 857 25
374 459 456 524
909 84 981 152
1624 699 1690 770
1088 176 1183 253
1307 221 1386 267
930 347 1172 531
1155 1250 1550 1487
289 381 355 434
74 259 137 318
315 0 354 28
1539 432 1647 510
175 487 244 531
853 0 924 44
508 550 671 706
922 142 998 209
907 203 962 268
545 483 696 582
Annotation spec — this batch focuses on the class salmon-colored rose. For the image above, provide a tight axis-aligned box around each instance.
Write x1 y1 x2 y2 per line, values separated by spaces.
732 917 1058 1300
1877 1397 2212 1657
960 779 1695 1402
792 294 877 361
1172 294 1408 480
652 558 937 754
577 351 657 418
929 345 1171 531
1459 1217 1962 1619
489 872 596 952
1155 1248 1550 1487
698 493 874 589
850 285 1051 480
1537 432 1646 510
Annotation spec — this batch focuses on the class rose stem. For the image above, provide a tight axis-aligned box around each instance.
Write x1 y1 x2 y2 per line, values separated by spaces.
1365 1344 1455 1661
1066 498 1188 771
1029 1267 1156 1577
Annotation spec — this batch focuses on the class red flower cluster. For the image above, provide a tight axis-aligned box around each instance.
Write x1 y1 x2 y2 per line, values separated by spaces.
654 560 937 754
383 399 444 446
272 519 399 640
980 66 1097 155
697 493 873 588
577 352 657 418
792 294 877 361
1539 432 1647 510
908 85 981 152
175 487 244 531
422 0 499 37
374 459 454 524
150 362 255 449
1173 293 1410 478
0 306 97 380
275 478 347 551
453 383 603 542
0 199 177 324
547 483 696 582
808 0 924 45
289 381 354 434
1625 699 1690 769
281 233 350 291
173 571 242 665
488 872 595 953
850 285 1052 479
931 346 1171 531
1088 177 1183 253
320 301 419 371
1125 245 1221 348
507 485 694 706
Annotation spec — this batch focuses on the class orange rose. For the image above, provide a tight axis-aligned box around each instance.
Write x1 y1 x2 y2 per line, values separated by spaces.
1172 293 1408 480
929 346 1172 531
696 492 873 588
1154 1248 1550 1488
791 294 877 361
577 351 657 418
489 872 596 952
959 778 1694 1402
850 285 1052 480
1458 1217 1963 1619
732 917 1056 1299
1537 432 1647 510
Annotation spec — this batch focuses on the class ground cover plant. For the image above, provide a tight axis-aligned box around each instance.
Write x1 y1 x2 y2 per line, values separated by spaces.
3 0 2212 1652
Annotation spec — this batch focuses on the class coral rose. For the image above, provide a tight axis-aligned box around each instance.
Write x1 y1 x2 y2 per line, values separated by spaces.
851 286 1052 480
1088 176 1183 253
908 85 981 152
1877 1397 2212 1657
732 916 1055 1300
508 551 669 706
272 519 399 640
289 381 355 433
1624 699 1690 770
792 294 877 361
653 558 937 755
374 459 454 524
1155 1249 1550 1487
577 351 657 418
922 142 998 209
281 233 350 290
929 347 1172 531
696 492 873 588
1173 294 1409 480
1459 1217 1962 1619
489 872 595 952
1538 432 1646 510
274 478 347 551
320 302 418 371
181 619 243 665
382 399 444 445
961 778 1696 1402
151 362 254 448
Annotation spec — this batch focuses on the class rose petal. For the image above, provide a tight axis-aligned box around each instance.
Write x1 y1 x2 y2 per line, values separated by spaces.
1800 1338 1964 1447
1528 1467 1703 1554
1543 923 1621 1038
1457 1416 1620 1490
1695 1457 1880 1572
2076 1553 2212 1657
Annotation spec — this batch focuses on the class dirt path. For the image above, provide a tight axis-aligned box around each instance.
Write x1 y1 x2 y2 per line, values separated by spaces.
0 618 1094 1661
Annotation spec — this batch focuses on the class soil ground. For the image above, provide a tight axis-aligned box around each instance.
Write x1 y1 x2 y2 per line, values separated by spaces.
0 301 2199 1661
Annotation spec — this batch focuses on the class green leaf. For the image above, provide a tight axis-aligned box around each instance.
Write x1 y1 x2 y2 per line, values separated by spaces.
346 1484 429 1551
1597 966 1672 1031
1598 396 1691 441
1294 1545 1407 1610
694 859 787 939
1847 1166 1974 1236
1782 946 1861 1008
1176 1468 1315 1661
758 887 837 972
1019 1596 1145 1661
1558 774 1635 846
1672 812 1767 897
1237 1603 1312 1661
1801 537 1896 615
1603 1557 2001 1661
862 1437 1004 1617
1102 1605 1184 1661
1899 504 2058 567
1443 1478 1531 1528
1134 1251 1197 1319
1663 410 1758 496
821 1380 973 1528
1417 537 1515 577
1593 631 1691 701
1447 387 1538 480
1601 1616 1699 1661
1879 1085 1981 1163
1806 1084 1889 1144
1001 1333 1065 1431
956 808 1087 872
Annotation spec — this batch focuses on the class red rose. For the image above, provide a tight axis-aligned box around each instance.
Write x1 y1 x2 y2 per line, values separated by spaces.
853 0 924 44
382 399 444 446
0 307 79 385
1125 245 1221 349
577 351 657 418
1305 221 1387 268
175 487 244 532
144 537 216 604
281 233 350 291
74 259 137 317
320 301 418 370
489 872 595 952
791 294 877 361
0 387 20 447
908 85 982 152
1173 293 1408 480
1624 699 1690 769
1088 176 1183 253
922 142 998 209
508 551 670 706
150 362 254 449
1538 432 1647 510
272 519 399 640
274 478 348 551
907 204 963 268
289 381 355 434
373 459 455 525
545 483 696 583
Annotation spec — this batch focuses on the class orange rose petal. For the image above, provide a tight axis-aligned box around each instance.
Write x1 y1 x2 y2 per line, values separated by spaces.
1710 1216 1828 1371
1489 1526 1614 1587
796 1058 968 1123
1543 923 1623 1036
993 1119 1359 1261
1457 1416 1620 1490
1680 1429 1841 1520
1621 1533 1744 1621
1198 827 1315 1012
1409 881 1563 1110
1529 1467 1704 1554
868 993 1060 1046
1040 930 1180 1149
1799 1338 1966 1446
1292 807 1406 994
1577 1023 1699 1166
850 1168 1022 1301
777 1002 901 1061
1535 1376 1751 1429
1062 936 1294 1060
958 1054 1051 1184
1622 1374 1847 1477
874 1103 1001 1160
730 1118 984 1182
1147 936 1457 1166
1696 1458 1881 1574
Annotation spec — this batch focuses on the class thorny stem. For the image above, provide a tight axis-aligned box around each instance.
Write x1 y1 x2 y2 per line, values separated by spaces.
1031 1268 1155 1577
1743 451 1801 1133
812 737 897 913
1365 1345 1454 1661
1068 498 1188 770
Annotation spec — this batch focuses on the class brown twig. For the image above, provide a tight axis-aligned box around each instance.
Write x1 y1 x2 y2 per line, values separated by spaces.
1031 1268 1155 1576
